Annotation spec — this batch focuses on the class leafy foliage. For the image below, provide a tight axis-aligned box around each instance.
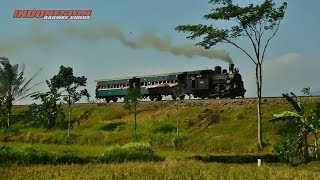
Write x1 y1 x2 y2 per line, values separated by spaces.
175 0 287 63
50 66 90 137
273 92 319 163
301 87 311 96
0 57 40 127
30 80 65 129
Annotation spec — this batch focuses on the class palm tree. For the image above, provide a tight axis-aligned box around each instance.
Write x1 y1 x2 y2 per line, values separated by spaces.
0 57 40 127
273 93 312 162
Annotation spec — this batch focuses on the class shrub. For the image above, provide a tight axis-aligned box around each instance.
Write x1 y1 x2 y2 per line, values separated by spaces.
21 147 51 164
274 133 298 164
0 146 19 163
100 142 164 163
150 121 176 134
172 134 189 149
54 150 87 164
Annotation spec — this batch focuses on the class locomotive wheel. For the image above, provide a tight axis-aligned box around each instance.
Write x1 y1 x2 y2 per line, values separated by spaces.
113 97 118 102
156 95 162 101
179 95 185 100
149 96 155 101
105 98 110 103
171 94 177 100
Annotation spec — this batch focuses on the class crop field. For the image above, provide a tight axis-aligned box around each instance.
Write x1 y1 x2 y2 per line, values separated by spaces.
0 97 320 179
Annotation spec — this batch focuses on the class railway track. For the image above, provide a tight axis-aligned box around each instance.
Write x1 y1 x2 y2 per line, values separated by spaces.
14 96 320 107
91 95 320 106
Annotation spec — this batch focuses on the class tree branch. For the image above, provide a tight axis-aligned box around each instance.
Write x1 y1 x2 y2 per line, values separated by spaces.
242 26 260 62
261 21 281 63
226 39 256 64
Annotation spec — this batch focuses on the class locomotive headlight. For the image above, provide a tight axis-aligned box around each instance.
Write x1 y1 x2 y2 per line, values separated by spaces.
226 80 231 84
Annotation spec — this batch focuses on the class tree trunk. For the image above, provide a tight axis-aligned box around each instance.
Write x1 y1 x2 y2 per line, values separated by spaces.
176 119 179 137
7 112 11 127
6 99 12 127
302 128 310 162
68 103 72 138
134 104 137 142
315 134 318 159
256 63 263 148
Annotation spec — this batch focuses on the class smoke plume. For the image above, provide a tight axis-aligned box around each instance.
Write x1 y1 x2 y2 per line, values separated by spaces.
62 24 233 63
0 23 233 63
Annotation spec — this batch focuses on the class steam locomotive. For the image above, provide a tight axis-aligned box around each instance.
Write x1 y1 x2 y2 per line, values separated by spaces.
95 64 246 102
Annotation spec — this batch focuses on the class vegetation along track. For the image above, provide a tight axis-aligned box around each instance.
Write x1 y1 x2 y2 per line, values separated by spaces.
90 96 320 107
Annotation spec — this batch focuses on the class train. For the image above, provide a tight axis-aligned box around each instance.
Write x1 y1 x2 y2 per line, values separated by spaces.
95 64 246 102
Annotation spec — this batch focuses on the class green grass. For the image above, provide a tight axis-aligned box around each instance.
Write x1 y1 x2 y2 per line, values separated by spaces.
1 98 320 178
0 100 299 154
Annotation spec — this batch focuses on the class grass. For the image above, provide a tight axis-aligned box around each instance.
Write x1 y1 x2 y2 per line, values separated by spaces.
0 98 320 178
1 160 320 179
0 99 299 153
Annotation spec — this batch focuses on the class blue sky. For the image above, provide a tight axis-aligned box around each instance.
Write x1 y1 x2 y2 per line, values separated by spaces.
0 0 319 103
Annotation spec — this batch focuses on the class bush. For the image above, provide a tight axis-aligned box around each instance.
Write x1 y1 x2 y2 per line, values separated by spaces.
54 150 87 164
0 146 52 164
150 121 176 134
172 134 189 149
21 147 51 164
0 146 19 163
274 133 298 164
100 142 164 163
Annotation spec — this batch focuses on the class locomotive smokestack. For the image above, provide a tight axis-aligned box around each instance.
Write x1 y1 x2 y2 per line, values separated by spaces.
229 64 234 73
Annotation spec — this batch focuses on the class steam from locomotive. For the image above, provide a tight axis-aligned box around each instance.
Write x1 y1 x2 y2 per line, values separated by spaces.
95 63 246 102
63 24 233 63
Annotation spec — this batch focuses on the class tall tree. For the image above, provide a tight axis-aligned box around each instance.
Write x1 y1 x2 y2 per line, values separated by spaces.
0 57 40 127
175 0 287 148
51 66 90 137
124 84 141 142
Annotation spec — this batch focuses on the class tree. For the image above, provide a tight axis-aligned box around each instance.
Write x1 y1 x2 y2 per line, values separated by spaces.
175 0 287 148
0 57 40 127
301 87 311 96
124 84 141 141
30 80 65 129
273 93 313 162
51 66 90 138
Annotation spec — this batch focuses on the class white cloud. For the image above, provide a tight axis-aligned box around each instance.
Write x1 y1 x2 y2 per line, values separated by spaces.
269 52 303 65
241 52 320 97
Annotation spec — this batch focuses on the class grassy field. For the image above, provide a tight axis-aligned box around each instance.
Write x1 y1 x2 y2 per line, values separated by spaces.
0 97 320 178
1 160 320 179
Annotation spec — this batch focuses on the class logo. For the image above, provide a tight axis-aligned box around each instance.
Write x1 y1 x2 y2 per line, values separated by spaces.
13 10 92 20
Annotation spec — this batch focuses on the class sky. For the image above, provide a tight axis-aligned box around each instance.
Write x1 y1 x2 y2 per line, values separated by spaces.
0 0 319 104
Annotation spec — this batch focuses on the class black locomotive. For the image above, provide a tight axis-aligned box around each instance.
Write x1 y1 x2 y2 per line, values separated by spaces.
95 64 246 102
